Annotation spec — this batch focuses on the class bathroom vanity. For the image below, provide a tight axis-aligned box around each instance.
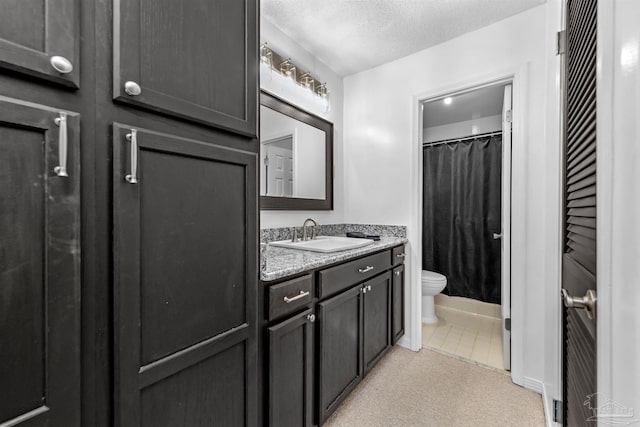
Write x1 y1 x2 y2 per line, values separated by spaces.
259 238 406 426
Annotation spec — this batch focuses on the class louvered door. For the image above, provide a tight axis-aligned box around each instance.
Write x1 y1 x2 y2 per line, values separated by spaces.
561 0 598 425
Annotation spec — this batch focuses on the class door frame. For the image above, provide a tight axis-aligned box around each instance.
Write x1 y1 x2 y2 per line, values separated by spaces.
408 65 528 386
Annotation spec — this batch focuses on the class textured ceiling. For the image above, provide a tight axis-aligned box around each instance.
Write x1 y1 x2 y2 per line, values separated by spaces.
262 0 546 76
423 84 507 128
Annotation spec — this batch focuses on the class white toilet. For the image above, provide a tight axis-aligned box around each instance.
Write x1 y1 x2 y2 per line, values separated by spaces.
421 270 447 324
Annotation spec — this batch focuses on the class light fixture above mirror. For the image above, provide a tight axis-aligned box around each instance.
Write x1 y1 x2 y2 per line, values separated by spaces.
260 42 330 112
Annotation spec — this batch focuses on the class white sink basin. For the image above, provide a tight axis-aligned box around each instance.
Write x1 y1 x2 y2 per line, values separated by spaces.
268 236 375 253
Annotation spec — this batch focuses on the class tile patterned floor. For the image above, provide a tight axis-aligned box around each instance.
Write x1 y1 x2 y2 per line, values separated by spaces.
422 305 505 370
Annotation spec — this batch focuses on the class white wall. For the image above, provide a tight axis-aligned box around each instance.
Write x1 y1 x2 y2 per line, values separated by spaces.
260 18 344 228
597 0 640 422
343 4 560 394
423 114 502 143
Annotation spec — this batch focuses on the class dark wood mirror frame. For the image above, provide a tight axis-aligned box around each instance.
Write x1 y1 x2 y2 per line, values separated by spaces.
260 90 334 210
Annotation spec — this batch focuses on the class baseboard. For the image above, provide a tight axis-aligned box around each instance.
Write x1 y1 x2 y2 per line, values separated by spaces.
523 376 543 394
542 382 561 427
397 335 412 350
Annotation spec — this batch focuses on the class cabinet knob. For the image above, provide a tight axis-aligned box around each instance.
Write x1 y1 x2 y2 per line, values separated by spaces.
50 56 73 74
395 271 401 276
124 81 142 96
307 314 316 323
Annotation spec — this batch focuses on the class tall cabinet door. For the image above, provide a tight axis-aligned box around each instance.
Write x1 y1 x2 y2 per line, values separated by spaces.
0 98 81 426
112 125 257 427
113 0 257 136
0 0 79 87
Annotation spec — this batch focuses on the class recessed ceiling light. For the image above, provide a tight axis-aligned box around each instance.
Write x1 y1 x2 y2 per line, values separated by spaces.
443 97 452 105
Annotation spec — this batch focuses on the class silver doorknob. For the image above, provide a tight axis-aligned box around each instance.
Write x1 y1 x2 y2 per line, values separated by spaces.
124 81 142 96
307 314 316 323
493 233 503 240
50 56 73 74
562 289 596 320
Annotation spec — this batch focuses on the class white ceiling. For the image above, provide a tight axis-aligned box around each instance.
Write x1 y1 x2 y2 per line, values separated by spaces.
423 84 506 128
261 0 546 76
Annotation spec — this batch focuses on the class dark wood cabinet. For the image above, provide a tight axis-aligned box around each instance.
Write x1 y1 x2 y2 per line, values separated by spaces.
263 245 405 426
0 98 81 426
112 125 257 427
113 0 258 136
392 264 405 344
318 285 364 424
0 0 79 87
268 308 315 427
363 272 392 374
1 1 258 426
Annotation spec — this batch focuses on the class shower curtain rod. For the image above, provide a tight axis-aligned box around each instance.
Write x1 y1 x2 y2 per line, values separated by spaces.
422 130 503 147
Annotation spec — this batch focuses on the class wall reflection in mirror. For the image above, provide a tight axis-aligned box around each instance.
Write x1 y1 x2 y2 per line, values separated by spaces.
260 91 334 210
261 106 326 199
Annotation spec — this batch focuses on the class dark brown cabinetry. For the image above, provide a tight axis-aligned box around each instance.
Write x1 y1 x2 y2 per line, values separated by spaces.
363 272 392 374
392 264 405 344
0 98 81 426
0 0 80 87
262 244 405 427
318 284 365 423
1 0 258 426
113 0 257 136
268 308 315 427
112 125 257 426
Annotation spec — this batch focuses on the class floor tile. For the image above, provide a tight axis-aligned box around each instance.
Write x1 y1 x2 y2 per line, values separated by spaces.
422 305 506 371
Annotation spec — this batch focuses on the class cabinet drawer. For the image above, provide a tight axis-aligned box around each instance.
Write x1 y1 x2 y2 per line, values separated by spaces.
268 274 313 321
318 251 391 298
391 245 406 266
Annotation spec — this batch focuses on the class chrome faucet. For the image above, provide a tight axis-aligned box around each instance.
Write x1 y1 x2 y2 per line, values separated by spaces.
302 218 318 241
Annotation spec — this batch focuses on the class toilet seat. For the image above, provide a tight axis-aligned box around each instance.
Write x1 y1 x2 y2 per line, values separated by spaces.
421 270 447 284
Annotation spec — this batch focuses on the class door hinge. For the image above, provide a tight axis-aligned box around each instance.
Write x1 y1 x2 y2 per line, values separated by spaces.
556 30 566 55
504 318 511 331
553 399 563 424
504 109 512 124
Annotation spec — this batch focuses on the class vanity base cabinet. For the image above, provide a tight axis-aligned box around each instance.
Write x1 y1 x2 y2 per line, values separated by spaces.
318 285 364 425
391 264 405 344
268 308 315 427
363 272 392 375
263 245 405 427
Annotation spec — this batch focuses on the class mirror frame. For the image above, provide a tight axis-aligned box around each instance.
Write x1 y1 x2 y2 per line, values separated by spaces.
260 90 334 210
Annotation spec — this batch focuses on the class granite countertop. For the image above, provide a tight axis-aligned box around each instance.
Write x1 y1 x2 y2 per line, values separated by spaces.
261 236 407 282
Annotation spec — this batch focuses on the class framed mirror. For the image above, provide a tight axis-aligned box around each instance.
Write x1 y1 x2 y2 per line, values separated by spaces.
260 91 333 210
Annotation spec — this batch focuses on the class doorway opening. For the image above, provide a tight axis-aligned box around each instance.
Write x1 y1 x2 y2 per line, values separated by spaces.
419 82 512 372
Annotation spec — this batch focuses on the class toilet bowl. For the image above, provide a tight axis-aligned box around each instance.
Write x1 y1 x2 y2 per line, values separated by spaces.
421 270 447 324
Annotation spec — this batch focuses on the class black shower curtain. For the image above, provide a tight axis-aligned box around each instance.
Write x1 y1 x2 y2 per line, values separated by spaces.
422 134 502 304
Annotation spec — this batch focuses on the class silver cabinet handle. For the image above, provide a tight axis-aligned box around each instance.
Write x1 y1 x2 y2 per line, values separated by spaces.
124 81 142 96
358 266 374 274
125 130 138 184
493 233 503 240
562 289 597 320
307 314 316 323
50 56 73 74
53 113 68 177
362 287 367 294
367 285 372 291
283 290 309 303
395 271 401 276
396 253 405 258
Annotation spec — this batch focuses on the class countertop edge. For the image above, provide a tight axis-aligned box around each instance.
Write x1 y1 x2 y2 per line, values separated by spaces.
260 237 408 282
